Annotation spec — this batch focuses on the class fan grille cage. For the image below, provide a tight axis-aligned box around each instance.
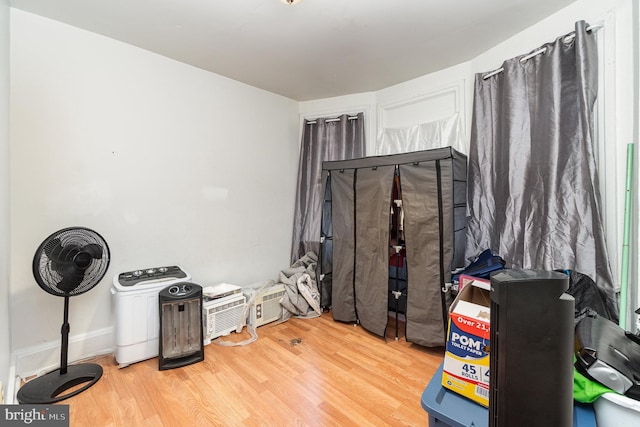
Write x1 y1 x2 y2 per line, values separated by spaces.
33 227 110 296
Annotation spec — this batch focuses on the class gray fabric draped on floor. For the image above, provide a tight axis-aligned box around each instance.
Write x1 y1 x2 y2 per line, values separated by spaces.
465 21 617 314
291 113 365 263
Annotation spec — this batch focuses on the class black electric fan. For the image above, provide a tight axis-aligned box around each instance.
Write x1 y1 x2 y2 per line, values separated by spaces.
17 227 110 404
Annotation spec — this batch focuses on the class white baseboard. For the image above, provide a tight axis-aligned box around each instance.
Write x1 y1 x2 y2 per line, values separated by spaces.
13 326 115 380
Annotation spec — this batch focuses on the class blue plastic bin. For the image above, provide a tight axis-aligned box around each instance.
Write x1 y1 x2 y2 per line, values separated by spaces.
421 363 488 427
421 363 597 427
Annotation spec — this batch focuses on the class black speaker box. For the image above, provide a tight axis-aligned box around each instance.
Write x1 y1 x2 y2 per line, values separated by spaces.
489 269 574 427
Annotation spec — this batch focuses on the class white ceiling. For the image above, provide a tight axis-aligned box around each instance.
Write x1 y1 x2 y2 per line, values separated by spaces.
9 0 577 101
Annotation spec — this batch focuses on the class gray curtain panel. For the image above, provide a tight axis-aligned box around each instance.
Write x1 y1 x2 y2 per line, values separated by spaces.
465 21 616 310
291 113 365 263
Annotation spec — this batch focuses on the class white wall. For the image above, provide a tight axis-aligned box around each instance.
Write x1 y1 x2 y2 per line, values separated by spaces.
299 0 638 325
0 0 11 400
10 9 299 376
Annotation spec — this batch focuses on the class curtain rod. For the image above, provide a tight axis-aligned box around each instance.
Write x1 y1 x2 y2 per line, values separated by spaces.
482 22 604 80
306 116 359 125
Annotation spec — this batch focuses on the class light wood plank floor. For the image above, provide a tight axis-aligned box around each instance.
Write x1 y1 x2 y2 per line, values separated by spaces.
63 312 444 426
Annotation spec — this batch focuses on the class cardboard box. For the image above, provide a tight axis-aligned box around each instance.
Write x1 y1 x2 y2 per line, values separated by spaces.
457 274 488 292
441 276 491 407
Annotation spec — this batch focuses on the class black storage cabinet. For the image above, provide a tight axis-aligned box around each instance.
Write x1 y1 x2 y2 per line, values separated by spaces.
319 147 467 346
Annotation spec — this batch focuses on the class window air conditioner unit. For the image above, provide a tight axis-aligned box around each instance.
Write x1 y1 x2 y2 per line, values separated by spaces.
202 284 246 345
246 284 286 328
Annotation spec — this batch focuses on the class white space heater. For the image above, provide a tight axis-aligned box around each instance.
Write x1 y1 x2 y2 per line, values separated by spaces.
246 284 286 328
202 283 246 345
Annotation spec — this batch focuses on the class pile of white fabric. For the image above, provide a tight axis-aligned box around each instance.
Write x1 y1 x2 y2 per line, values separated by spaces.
278 251 322 320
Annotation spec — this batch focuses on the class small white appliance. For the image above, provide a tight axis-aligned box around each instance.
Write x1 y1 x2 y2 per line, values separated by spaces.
202 284 246 345
112 265 190 368
245 283 286 328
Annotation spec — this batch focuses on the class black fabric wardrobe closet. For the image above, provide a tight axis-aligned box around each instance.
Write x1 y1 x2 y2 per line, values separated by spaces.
319 147 467 347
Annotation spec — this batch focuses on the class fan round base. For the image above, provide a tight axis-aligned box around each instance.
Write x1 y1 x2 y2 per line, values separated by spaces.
17 363 103 404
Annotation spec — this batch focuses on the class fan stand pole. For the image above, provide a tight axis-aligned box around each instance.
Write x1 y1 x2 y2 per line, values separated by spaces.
60 296 70 375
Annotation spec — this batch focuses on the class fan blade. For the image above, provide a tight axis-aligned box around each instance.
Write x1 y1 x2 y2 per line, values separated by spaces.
57 273 84 293
43 238 65 261
45 239 82 265
81 244 103 259
51 258 85 279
